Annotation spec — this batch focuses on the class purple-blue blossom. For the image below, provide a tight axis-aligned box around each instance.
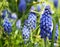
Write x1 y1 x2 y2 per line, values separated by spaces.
1 9 12 19
16 20 21 29
22 11 36 41
40 5 53 38
1 9 8 19
27 12 37 30
30 6 35 12
22 25 30 41
3 18 12 34
10 13 17 19
37 4 41 12
53 0 58 8
19 0 26 12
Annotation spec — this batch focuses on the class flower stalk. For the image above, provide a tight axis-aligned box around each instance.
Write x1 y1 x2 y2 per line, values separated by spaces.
50 18 56 47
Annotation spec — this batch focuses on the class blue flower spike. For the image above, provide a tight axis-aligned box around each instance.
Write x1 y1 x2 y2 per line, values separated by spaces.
22 25 30 42
16 20 21 29
40 5 53 39
11 13 17 19
22 10 37 42
1 9 8 19
53 0 58 8
3 18 12 34
27 12 37 30
19 0 26 12
37 4 41 12
30 6 35 12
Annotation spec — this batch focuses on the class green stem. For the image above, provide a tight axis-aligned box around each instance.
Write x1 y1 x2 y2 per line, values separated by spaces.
44 37 47 47
0 39 2 47
0 16 1 26
50 18 56 47
59 27 60 47
16 1 18 14
30 30 33 43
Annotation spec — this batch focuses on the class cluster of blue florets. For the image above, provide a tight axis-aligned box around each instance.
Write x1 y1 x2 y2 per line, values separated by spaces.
53 0 58 8
16 20 21 29
37 4 41 12
1 9 21 33
1 9 12 33
22 5 37 41
22 25 30 41
1 9 16 19
19 0 26 12
40 5 58 40
27 12 37 29
22 12 37 41
40 5 53 38
3 18 12 34
2 9 8 19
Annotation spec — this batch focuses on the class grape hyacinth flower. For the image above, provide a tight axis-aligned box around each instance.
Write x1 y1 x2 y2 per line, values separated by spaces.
10 13 17 19
53 0 58 8
27 12 37 30
3 18 12 34
40 5 53 39
1 9 8 19
16 20 21 29
22 6 36 42
37 4 41 12
30 6 35 12
19 0 26 12
22 25 30 42
26 6 36 29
